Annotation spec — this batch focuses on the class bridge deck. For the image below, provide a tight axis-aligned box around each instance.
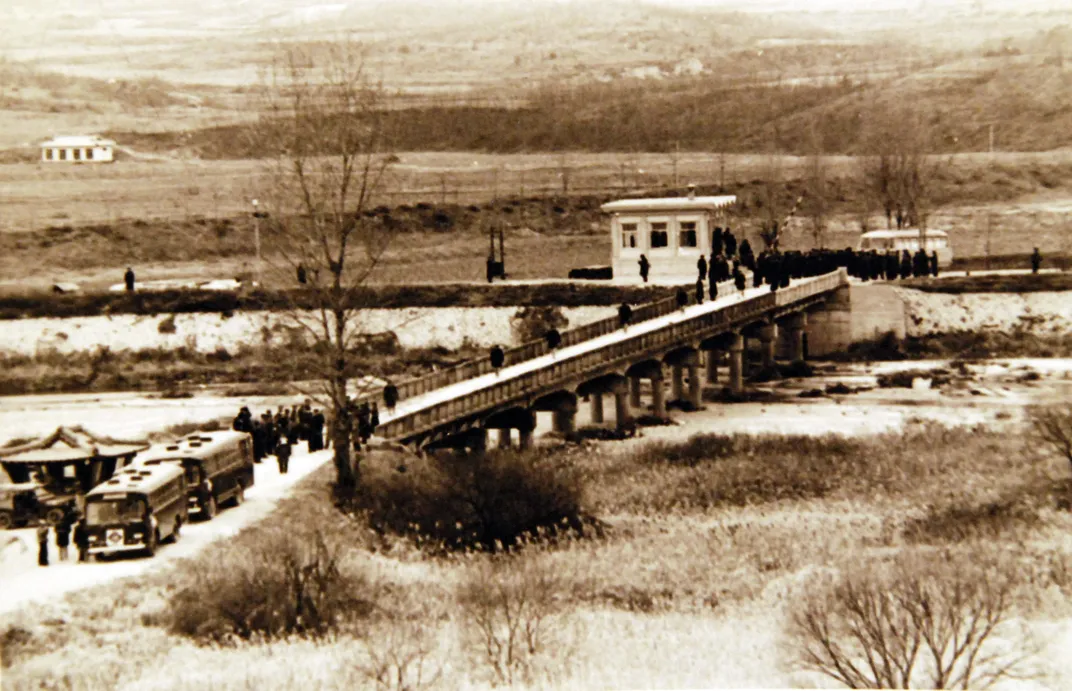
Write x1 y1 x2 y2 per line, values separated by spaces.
374 270 846 443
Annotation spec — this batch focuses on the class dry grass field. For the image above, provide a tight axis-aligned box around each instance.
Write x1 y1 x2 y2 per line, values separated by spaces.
4 414 1072 689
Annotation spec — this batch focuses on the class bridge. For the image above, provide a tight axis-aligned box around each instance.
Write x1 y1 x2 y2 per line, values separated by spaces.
367 269 850 451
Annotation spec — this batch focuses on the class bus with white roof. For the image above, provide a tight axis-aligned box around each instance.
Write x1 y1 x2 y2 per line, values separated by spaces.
133 430 254 520
83 463 187 558
856 228 953 267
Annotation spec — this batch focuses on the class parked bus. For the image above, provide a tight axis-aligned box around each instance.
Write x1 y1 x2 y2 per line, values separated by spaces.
134 431 254 520
856 228 953 267
83 463 187 559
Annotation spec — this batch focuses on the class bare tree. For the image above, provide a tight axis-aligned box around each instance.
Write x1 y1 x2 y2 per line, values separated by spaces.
249 40 396 492
1028 404 1072 469
858 104 940 234
756 153 788 251
789 551 1038 689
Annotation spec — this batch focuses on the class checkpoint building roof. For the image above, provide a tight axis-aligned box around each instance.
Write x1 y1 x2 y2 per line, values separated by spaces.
40 135 117 148
0 426 150 464
601 195 737 214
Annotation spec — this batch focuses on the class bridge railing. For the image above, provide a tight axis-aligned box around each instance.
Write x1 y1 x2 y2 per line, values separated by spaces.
383 280 743 403
379 269 847 441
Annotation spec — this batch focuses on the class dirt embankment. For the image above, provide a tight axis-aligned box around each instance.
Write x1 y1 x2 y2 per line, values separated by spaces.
897 288 1072 337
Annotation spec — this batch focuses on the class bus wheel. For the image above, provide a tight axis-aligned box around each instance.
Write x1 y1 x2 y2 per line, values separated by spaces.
0 510 13 530
44 507 66 525
203 496 218 520
231 484 245 507
145 529 159 558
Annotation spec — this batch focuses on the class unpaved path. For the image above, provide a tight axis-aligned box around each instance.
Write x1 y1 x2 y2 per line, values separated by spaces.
0 445 333 616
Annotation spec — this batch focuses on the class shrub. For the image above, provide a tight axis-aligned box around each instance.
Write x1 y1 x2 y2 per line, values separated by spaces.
903 497 1041 544
511 306 568 345
1028 403 1072 470
458 555 566 686
167 526 373 644
157 314 177 334
788 550 1037 689
352 449 587 552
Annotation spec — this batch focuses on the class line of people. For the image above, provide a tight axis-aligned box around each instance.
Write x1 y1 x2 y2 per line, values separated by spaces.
232 402 327 475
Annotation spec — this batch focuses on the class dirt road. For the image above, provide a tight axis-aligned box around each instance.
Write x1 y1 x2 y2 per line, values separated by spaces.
0 444 333 616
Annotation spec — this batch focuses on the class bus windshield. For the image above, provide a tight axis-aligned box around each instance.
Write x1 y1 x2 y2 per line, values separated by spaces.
86 497 146 525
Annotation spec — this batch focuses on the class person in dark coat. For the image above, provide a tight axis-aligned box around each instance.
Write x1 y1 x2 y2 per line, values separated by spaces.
312 409 325 452
73 513 89 562
899 250 912 280
724 229 737 259
297 263 307 284
711 227 724 257
734 268 746 292
55 519 71 562
37 525 50 567
251 418 265 463
276 440 291 475
371 402 380 428
697 255 708 282
124 267 135 292
707 256 718 300
638 254 650 283
1031 247 1042 274
930 251 940 277
695 278 704 305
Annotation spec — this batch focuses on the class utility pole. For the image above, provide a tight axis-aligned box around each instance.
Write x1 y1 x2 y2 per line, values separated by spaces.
985 213 993 271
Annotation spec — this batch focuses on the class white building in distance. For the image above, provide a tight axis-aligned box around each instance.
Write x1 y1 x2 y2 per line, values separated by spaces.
602 191 737 283
40 135 116 163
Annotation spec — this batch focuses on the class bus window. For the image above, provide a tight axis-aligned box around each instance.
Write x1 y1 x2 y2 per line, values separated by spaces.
86 497 146 524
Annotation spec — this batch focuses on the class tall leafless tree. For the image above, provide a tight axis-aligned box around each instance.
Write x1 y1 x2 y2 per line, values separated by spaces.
858 104 940 235
249 40 396 492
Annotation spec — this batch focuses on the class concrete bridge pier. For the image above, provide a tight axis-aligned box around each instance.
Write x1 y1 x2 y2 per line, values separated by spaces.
785 312 807 362
485 408 537 451
590 394 605 424
728 333 744 393
671 365 685 401
651 370 666 416
534 391 579 437
705 350 719 385
687 362 703 408
629 375 642 408
758 323 778 368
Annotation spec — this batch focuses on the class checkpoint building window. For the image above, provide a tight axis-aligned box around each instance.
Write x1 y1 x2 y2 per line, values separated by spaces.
679 221 697 248
650 222 669 248
621 222 638 249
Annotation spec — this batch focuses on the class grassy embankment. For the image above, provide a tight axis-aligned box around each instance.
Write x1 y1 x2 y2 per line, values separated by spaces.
3 420 1071 689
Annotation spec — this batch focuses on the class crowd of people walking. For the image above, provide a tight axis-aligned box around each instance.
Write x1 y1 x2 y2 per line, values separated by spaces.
232 402 329 474
641 225 944 299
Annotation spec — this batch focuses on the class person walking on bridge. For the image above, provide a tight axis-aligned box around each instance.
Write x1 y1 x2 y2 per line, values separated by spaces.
124 267 136 292
638 254 650 283
697 255 708 283
1031 247 1043 274
36 525 50 567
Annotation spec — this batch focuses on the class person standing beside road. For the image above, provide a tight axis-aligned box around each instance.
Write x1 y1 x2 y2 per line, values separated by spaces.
36 525 50 567
55 518 71 562
124 267 135 292
276 439 291 475
638 254 650 283
1031 247 1042 274
73 512 89 563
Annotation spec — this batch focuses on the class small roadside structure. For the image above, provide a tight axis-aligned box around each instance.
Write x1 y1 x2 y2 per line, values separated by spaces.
0 426 149 525
601 189 737 283
40 135 116 163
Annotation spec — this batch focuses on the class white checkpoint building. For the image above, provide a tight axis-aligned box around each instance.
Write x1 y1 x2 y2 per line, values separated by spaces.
601 191 737 284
